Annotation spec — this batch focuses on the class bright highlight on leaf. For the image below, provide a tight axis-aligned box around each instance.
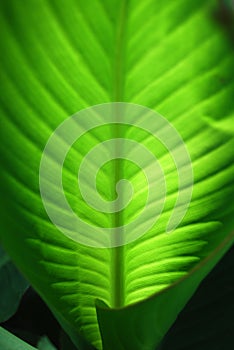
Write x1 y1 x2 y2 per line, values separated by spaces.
0 1 233 350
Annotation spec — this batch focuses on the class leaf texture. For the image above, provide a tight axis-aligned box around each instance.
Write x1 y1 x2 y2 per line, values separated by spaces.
0 0 234 349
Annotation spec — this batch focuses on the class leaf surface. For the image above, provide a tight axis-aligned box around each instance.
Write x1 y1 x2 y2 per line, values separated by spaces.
0 1 234 349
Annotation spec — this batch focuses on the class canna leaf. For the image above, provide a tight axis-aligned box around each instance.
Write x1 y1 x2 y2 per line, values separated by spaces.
0 0 233 349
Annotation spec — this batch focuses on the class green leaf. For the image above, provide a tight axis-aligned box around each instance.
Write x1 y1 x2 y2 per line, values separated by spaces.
0 1 234 350
0 245 29 322
0 327 37 350
96 233 234 350
37 336 57 350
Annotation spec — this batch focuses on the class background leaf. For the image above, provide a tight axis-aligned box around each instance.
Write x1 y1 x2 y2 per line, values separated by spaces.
37 336 57 350
0 245 29 323
0 327 37 350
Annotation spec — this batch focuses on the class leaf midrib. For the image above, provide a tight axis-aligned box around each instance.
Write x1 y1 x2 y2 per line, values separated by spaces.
111 0 127 308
